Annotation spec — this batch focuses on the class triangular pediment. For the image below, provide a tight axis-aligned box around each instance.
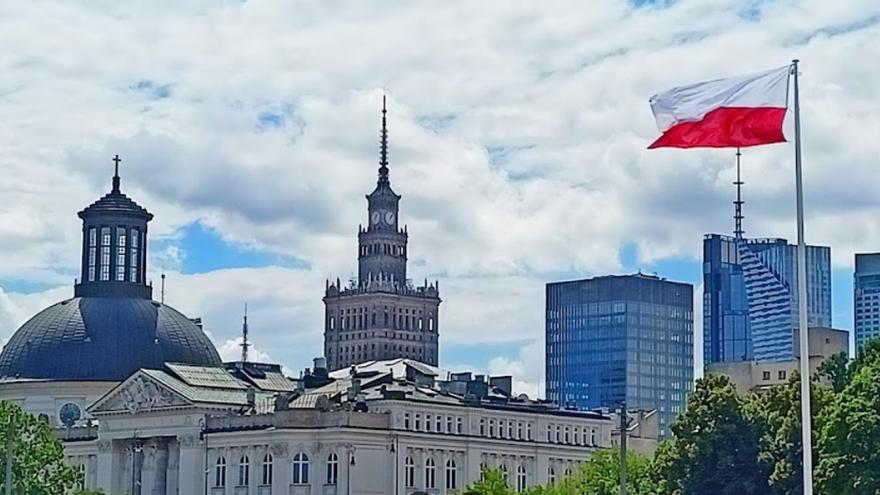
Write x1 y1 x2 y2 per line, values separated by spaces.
88 370 192 415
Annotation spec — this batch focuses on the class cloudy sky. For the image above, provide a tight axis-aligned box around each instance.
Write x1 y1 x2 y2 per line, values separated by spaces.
1 0 878 397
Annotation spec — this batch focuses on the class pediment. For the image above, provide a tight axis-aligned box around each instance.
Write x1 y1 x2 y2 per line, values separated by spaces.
88 371 191 415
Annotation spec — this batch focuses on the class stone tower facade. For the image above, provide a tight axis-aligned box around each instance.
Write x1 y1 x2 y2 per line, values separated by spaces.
323 99 441 371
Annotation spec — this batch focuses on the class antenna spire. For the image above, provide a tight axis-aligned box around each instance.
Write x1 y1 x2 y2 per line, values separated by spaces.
240 302 250 363
112 154 122 192
160 272 166 304
378 95 389 184
734 147 745 239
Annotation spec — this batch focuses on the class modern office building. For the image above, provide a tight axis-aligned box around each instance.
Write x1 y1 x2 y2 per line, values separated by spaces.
545 273 694 437
855 253 880 350
703 235 832 366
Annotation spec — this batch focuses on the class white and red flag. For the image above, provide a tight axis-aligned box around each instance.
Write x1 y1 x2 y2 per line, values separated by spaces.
648 65 791 149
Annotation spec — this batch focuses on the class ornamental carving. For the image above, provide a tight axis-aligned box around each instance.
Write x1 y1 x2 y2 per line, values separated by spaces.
178 434 200 448
270 442 289 457
97 440 112 453
95 374 189 414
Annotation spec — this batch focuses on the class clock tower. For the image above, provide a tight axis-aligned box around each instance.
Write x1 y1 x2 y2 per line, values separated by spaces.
359 98 407 285
323 97 441 371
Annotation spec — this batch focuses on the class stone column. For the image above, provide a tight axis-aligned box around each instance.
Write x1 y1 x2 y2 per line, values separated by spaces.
143 438 169 495
178 433 206 495
269 442 289 493
166 439 180 495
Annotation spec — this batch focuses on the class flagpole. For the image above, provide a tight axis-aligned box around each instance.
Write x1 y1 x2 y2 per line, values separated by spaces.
792 58 814 495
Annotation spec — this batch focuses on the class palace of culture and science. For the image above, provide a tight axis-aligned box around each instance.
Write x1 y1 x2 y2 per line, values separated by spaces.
0 100 623 494
324 98 441 370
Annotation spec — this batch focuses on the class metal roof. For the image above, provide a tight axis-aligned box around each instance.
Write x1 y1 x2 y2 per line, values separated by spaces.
0 297 223 381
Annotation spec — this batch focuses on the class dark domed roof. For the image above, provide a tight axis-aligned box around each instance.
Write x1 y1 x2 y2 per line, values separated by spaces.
78 183 153 220
0 297 222 381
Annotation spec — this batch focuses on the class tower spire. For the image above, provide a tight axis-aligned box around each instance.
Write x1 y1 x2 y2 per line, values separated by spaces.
734 148 745 239
378 95 389 184
240 302 250 363
112 154 122 192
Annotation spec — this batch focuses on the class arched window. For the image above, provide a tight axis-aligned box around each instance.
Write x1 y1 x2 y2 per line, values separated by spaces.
499 463 509 483
590 428 597 445
214 456 227 487
261 453 273 485
445 459 457 490
564 467 572 478
425 458 436 489
292 452 310 484
516 465 527 492
548 466 556 485
326 453 338 485
238 455 250 487
405 456 415 487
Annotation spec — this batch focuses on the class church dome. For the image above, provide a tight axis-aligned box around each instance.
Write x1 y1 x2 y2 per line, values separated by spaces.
0 156 223 382
0 297 222 381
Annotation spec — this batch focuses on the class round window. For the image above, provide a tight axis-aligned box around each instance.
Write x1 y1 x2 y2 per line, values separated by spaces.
59 402 82 427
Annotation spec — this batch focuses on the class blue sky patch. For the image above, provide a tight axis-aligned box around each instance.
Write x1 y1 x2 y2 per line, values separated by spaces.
130 80 172 100
152 222 309 274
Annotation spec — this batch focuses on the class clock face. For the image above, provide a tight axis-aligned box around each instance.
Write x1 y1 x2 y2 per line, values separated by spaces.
384 211 395 225
371 212 381 224
59 402 81 427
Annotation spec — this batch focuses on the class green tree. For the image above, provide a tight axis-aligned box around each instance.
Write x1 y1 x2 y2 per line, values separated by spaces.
747 372 831 495
652 374 769 495
816 347 880 494
533 450 653 495
0 400 83 494
463 468 515 495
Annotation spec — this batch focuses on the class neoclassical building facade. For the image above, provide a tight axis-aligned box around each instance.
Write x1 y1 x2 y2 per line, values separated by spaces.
60 359 612 494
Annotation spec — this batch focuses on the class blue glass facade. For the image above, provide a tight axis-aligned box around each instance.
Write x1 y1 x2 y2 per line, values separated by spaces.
703 235 831 366
854 253 880 350
546 274 694 437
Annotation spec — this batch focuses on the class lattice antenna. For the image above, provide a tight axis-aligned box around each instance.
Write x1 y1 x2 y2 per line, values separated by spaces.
240 302 250 363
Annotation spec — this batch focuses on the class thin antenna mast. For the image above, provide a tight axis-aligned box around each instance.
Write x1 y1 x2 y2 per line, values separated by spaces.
160 273 166 304
733 147 745 239
240 303 250 363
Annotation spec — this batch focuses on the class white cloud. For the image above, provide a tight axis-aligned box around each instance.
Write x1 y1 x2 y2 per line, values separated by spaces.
1 0 878 384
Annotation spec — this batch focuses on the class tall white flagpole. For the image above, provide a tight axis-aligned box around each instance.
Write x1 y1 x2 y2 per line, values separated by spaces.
792 58 814 495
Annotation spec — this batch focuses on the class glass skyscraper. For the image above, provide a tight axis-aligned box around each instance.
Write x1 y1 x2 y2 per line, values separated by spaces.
703 235 832 366
545 274 694 437
854 253 880 350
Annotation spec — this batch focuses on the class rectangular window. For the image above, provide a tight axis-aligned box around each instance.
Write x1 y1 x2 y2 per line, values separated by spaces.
130 229 139 282
116 227 126 281
100 227 111 281
762 371 771 381
88 227 97 281
778 370 786 380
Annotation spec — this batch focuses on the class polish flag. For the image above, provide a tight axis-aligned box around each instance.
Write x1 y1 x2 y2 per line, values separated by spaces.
648 66 791 149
